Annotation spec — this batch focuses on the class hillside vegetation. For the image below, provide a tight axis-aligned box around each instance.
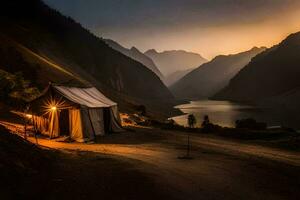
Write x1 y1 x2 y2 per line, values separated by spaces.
0 0 175 117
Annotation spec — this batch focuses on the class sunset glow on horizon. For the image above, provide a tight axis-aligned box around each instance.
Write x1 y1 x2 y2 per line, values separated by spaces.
45 0 300 59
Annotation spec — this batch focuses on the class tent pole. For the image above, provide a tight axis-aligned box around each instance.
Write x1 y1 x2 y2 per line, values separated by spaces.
50 113 54 139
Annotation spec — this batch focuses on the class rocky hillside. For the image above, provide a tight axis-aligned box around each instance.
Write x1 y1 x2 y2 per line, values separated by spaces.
0 0 175 116
170 47 266 99
145 49 207 76
214 32 300 110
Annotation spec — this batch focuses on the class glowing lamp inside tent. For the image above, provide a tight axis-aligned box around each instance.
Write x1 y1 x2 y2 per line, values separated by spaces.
26 114 32 118
42 98 65 116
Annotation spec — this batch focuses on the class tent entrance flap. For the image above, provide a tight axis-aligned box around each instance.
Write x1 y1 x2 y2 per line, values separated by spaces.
59 109 70 136
69 109 85 141
104 108 111 133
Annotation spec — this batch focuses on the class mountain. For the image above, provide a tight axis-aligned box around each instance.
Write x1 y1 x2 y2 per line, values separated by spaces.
104 39 164 80
145 49 207 76
0 0 175 117
170 47 266 99
164 68 195 86
213 32 300 110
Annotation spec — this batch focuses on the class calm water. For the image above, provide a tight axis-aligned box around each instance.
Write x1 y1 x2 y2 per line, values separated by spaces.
172 100 299 129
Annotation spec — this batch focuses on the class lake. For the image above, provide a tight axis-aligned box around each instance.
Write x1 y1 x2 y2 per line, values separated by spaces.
172 100 299 129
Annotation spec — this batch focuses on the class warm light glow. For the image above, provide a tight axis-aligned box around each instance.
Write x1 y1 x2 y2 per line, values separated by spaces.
97 2 300 60
26 114 32 118
42 97 66 116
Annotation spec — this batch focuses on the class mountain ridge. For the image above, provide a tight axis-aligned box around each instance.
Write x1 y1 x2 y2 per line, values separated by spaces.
104 39 164 80
170 47 266 99
213 32 300 110
145 49 207 77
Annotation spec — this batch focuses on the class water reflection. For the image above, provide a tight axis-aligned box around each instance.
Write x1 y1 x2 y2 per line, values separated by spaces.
172 100 289 128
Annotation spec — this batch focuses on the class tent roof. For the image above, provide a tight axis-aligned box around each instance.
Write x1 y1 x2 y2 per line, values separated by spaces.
54 86 117 108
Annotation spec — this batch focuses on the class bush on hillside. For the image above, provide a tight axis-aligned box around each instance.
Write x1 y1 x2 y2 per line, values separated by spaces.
0 70 39 104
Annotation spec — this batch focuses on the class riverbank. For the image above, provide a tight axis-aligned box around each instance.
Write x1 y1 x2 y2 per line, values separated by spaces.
172 100 300 130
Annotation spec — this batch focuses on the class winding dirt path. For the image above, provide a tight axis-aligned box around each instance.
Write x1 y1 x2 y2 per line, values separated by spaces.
28 128 300 200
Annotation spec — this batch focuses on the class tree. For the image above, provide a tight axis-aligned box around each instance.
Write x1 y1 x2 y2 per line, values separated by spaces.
184 114 196 159
187 114 196 128
201 115 210 128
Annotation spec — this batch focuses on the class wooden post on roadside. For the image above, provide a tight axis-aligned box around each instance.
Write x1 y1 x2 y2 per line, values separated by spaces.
187 131 190 157
24 121 27 140
32 117 38 145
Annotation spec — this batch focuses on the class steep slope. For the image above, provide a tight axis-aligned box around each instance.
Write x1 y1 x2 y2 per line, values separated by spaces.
0 0 174 116
0 35 88 88
104 39 164 80
214 32 300 109
170 47 266 99
145 49 207 76
164 68 195 86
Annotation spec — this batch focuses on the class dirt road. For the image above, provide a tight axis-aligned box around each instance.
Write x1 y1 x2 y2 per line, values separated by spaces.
30 127 300 200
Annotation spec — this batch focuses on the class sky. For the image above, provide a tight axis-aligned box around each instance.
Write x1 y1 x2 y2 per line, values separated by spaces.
44 0 300 59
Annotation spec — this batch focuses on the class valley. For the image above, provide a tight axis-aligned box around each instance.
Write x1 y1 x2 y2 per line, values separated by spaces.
1 1 300 200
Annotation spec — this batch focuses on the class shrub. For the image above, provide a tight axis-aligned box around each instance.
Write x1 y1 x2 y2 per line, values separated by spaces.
235 118 267 130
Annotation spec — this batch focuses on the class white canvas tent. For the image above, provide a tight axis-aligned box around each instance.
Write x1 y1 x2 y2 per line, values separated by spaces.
28 84 123 142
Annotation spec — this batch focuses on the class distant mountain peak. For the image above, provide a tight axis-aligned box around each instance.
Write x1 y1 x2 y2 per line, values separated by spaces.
213 32 300 106
213 46 266 60
104 39 164 79
145 48 207 76
279 31 300 47
130 46 140 53
162 49 201 55
251 46 266 51
145 49 158 55
170 47 266 99
251 46 260 50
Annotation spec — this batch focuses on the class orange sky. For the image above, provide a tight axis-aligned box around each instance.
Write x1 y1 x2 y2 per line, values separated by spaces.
116 8 300 60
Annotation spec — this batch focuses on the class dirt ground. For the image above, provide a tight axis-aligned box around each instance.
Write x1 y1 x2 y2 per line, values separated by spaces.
20 127 299 200
0 126 176 200
1 107 300 200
